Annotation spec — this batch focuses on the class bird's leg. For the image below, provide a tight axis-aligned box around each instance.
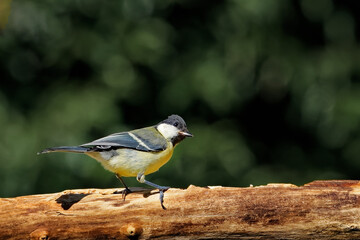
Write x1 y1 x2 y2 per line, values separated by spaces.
115 174 132 201
136 173 170 210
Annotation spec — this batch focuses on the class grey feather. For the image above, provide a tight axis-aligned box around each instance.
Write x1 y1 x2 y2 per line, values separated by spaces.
81 126 167 152
37 146 89 154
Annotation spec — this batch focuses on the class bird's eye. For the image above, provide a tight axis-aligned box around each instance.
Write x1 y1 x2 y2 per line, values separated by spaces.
173 122 179 127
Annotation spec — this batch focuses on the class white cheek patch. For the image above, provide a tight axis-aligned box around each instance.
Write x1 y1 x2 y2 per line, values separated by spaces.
157 123 179 139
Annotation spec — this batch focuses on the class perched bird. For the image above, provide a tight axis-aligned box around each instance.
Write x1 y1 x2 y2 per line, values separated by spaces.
38 114 193 209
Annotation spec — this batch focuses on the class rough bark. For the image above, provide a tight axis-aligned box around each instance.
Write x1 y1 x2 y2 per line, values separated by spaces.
1 180 360 239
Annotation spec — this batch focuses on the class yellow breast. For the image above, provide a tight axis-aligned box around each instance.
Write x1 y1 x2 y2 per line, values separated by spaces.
144 145 174 175
86 142 174 177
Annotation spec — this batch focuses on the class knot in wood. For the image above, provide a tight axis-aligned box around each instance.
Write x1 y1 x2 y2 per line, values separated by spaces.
30 228 49 240
120 223 143 238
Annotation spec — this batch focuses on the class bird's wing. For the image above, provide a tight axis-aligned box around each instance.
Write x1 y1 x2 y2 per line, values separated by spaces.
81 127 167 152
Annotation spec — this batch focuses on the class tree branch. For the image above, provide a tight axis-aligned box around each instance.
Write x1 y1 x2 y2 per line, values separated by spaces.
1 180 360 239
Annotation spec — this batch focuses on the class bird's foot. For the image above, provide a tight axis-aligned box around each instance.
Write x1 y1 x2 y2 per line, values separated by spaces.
158 186 170 210
114 187 132 201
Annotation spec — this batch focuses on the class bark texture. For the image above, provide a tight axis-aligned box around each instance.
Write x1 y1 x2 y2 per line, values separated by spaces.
1 180 360 239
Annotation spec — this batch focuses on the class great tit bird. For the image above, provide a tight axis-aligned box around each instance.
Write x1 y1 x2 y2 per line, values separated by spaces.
38 114 192 209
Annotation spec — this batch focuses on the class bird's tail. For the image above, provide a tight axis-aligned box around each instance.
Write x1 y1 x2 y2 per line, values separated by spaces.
37 146 89 155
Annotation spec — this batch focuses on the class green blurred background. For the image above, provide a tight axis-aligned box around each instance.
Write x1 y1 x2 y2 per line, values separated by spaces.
0 0 359 198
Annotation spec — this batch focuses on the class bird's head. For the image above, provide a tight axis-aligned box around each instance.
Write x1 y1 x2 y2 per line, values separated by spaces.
156 114 193 146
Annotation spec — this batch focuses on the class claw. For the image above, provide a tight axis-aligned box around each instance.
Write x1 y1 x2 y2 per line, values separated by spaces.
159 187 170 210
136 174 171 210
122 187 132 201
115 174 133 201
113 187 132 201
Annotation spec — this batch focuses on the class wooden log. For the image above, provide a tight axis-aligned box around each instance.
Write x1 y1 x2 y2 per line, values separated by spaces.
1 180 360 239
